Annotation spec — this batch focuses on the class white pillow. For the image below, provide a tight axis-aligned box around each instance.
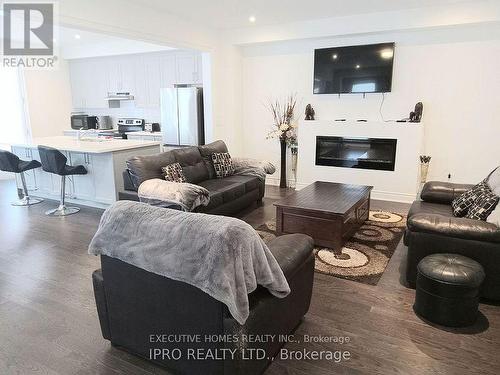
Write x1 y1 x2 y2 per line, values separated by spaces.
487 166 500 196
487 205 500 227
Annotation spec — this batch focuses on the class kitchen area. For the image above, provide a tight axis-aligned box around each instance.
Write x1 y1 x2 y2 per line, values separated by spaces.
4 27 209 211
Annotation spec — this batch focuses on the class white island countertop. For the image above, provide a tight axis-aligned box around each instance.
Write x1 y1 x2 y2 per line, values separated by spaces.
13 136 161 154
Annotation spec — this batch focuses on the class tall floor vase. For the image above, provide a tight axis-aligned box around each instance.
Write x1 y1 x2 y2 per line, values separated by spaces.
280 139 287 188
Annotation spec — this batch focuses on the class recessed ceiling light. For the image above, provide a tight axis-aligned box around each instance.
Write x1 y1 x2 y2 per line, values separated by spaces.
356 64 361 69
249 16 256 23
74 34 81 39
332 54 338 60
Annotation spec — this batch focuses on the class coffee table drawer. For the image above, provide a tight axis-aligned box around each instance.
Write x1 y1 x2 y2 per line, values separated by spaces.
276 208 342 249
356 199 369 222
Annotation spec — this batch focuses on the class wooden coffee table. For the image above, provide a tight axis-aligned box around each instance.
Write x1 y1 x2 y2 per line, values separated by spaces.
274 181 373 251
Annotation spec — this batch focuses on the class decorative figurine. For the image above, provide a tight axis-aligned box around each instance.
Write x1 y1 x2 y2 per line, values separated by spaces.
305 104 315 121
409 102 423 122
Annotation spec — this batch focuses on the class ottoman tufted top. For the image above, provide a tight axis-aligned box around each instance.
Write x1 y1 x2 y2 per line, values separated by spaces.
418 254 485 288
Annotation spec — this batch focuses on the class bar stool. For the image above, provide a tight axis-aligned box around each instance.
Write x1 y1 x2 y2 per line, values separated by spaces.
0 150 44 206
38 146 87 216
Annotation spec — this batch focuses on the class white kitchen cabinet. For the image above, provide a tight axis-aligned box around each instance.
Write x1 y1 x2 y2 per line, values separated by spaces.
11 140 160 208
144 56 162 107
69 51 203 110
176 52 199 84
30 148 56 195
106 57 121 93
91 153 116 203
85 60 108 108
11 146 37 192
133 55 149 108
126 132 164 151
160 54 176 89
69 59 107 109
126 133 162 142
68 152 95 201
107 56 136 94
119 57 136 93
69 61 87 109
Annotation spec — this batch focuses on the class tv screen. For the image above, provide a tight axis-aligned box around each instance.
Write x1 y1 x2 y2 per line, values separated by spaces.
313 43 395 94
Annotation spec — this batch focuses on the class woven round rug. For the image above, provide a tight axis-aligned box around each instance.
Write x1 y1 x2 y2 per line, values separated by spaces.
256 211 406 285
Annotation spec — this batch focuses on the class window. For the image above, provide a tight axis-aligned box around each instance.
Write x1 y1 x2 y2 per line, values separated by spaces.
0 68 30 148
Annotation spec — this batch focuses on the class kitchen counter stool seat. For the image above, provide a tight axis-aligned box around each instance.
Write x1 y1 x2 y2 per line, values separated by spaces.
0 150 44 206
38 146 87 216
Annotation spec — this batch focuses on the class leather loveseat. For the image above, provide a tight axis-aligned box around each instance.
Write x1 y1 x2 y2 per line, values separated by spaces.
404 181 500 300
92 234 315 375
119 140 265 216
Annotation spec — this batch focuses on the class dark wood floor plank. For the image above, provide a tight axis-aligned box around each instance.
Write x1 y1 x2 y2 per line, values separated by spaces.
0 180 498 374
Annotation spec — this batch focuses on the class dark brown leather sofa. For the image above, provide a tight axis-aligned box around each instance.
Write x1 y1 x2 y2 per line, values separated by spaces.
404 181 500 300
92 234 315 375
119 140 265 216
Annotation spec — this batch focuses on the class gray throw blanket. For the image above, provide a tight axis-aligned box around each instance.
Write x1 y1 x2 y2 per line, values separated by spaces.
88 201 290 325
232 157 276 181
138 178 210 211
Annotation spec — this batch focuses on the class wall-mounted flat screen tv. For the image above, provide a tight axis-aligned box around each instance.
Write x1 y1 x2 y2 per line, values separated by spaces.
313 42 395 94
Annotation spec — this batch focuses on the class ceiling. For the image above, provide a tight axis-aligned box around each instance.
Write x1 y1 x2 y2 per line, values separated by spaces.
5 19 176 59
56 27 175 59
128 0 468 29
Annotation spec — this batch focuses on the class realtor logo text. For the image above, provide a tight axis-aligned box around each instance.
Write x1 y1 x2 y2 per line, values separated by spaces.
2 2 58 68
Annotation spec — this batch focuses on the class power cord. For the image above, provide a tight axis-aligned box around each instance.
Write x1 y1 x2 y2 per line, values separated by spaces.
379 92 395 122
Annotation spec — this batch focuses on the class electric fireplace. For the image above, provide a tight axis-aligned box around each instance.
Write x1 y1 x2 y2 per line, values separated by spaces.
315 136 397 171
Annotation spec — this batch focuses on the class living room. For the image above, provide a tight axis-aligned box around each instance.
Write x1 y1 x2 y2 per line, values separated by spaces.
0 1 499 374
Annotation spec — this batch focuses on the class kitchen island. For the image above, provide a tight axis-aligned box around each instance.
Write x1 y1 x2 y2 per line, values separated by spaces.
11 136 161 208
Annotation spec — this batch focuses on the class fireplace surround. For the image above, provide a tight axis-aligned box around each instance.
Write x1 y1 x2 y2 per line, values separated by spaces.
315 136 397 171
297 120 423 202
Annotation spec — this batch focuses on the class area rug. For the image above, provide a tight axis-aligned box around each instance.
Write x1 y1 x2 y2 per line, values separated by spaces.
256 211 406 285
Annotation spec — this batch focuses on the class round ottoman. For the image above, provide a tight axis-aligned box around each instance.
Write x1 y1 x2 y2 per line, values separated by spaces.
414 254 485 327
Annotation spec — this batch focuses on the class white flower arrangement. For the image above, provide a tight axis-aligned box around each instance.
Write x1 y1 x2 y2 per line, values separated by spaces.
266 94 298 146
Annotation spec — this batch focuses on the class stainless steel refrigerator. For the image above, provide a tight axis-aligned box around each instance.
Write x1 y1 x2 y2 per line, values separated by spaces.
160 86 205 146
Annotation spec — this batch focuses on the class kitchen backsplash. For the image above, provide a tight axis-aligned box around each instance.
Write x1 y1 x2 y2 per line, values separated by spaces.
73 101 160 129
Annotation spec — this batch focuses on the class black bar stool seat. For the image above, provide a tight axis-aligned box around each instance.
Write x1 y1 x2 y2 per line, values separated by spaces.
38 146 87 216
0 150 44 206
58 164 87 176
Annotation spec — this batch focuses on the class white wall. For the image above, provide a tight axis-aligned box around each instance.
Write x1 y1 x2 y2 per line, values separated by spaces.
241 25 500 186
23 59 73 138
56 0 243 154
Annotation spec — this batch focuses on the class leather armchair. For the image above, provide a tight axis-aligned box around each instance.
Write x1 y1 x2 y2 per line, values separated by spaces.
92 234 315 375
404 181 500 300
419 181 473 204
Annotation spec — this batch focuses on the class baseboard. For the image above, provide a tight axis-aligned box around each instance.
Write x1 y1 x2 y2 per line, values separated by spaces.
290 182 417 203
370 190 416 204
266 177 297 187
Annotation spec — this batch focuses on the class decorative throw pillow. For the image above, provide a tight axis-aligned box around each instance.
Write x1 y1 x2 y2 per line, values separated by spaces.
162 162 186 183
212 152 235 178
466 188 499 221
487 166 500 196
451 180 489 217
487 204 500 227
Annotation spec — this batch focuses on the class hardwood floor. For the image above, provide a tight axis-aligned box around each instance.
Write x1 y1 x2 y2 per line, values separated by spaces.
0 180 499 374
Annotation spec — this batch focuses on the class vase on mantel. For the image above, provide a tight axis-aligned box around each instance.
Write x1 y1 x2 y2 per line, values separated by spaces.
420 163 430 183
289 145 298 189
280 139 287 188
419 155 432 183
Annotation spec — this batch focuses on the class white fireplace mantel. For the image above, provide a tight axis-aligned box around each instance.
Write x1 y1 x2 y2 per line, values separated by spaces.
296 120 424 203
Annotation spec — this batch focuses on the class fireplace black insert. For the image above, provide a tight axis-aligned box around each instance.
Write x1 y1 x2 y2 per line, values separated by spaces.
316 136 397 171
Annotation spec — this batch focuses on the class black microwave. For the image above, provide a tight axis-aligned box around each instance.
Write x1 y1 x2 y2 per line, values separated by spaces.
71 115 98 130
